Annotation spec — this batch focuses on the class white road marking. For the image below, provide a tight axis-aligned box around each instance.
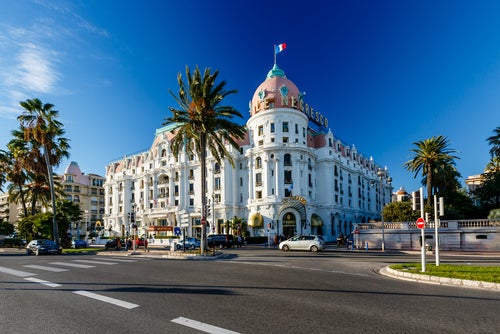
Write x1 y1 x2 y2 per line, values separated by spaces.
73 259 117 265
23 265 68 272
92 257 136 262
73 290 139 309
50 262 95 269
24 277 62 287
171 317 241 334
0 266 36 277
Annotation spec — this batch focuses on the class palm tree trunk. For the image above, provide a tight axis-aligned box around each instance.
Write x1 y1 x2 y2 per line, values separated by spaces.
426 170 432 207
200 134 207 255
43 146 59 245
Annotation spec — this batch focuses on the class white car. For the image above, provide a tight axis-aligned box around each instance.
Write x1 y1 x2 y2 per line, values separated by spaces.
279 235 325 252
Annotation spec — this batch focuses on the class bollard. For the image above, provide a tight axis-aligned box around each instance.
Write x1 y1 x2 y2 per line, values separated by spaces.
365 242 369 252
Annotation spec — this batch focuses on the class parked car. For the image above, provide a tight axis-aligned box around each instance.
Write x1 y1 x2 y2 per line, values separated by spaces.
135 238 148 248
207 234 234 249
105 238 124 249
26 239 62 255
71 239 88 249
279 235 325 252
176 237 201 250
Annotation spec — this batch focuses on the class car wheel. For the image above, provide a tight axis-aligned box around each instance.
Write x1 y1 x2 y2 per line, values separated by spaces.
310 245 319 252
282 245 289 251
176 244 182 250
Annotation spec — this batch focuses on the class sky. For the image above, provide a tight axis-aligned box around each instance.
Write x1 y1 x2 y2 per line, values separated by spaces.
1 0 500 194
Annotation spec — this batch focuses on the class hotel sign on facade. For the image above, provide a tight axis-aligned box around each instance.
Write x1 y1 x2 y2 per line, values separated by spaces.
253 93 328 129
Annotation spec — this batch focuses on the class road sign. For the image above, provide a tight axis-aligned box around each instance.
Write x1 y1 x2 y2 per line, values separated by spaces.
174 227 181 236
416 217 425 229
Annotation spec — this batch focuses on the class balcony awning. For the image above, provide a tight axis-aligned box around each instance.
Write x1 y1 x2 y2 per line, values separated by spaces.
248 213 264 227
311 214 323 227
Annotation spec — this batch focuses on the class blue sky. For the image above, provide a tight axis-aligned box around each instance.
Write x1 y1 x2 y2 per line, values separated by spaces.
1 0 499 193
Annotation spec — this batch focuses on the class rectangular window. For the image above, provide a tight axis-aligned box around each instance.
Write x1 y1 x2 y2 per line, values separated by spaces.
255 173 262 186
295 124 299 134
270 122 275 133
215 177 221 190
283 122 289 132
258 125 264 136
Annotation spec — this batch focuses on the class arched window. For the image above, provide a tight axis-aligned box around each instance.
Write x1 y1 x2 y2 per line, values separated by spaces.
256 157 262 169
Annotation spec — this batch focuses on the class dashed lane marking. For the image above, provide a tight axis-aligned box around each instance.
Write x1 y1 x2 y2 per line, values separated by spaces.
24 277 62 287
73 290 139 309
23 265 69 272
171 317 241 334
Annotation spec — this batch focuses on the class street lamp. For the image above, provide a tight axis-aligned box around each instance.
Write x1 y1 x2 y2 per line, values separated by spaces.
376 168 392 252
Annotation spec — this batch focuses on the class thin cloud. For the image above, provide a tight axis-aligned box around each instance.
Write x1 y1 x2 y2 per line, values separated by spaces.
7 43 61 94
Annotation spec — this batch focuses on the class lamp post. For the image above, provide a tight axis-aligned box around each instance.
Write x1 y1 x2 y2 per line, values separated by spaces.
377 168 392 252
84 210 89 243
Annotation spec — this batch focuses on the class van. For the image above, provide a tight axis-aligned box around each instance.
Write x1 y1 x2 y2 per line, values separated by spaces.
207 234 234 249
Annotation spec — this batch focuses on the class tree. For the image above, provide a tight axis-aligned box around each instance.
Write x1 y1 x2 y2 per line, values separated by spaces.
164 66 246 254
383 201 420 222
487 126 500 158
403 135 459 206
17 98 70 245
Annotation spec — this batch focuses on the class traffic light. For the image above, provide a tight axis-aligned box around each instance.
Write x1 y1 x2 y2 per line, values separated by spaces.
412 190 421 211
130 211 135 223
206 202 211 217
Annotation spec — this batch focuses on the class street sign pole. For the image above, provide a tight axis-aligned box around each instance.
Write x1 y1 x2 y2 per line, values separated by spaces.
419 187 426 272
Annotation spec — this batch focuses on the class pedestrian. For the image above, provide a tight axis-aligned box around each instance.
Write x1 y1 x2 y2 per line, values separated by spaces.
144 238 148 252
237 235 242 247
125 238 129 251
273 234 279 249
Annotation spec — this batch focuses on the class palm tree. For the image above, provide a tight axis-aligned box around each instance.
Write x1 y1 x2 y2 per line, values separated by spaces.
164 66 246 254
17 98 70 244
487 126 500 158
404 135 459 206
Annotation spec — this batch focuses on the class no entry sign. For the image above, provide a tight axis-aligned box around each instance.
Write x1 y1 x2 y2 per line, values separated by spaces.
416 217 425 229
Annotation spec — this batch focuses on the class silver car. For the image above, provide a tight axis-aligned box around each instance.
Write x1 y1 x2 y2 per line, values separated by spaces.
279 235 325 252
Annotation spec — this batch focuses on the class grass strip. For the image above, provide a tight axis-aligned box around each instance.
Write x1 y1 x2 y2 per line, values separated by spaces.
390 263 500 283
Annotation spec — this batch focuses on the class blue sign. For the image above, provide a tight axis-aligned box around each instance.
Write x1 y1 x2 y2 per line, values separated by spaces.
174 226 181 236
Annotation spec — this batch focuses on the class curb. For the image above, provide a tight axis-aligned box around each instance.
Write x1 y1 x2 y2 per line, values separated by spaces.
380 266 500 291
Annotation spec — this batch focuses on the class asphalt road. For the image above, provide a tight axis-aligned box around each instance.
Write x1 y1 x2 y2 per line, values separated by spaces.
1 247 499 334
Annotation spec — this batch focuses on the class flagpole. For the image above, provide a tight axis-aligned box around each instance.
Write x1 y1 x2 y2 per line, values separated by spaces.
274 44 276 65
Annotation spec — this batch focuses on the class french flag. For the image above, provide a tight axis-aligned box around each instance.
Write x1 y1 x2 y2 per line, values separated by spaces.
275 43 287 54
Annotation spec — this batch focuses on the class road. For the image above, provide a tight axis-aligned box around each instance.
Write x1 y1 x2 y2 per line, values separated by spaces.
1 247 499 334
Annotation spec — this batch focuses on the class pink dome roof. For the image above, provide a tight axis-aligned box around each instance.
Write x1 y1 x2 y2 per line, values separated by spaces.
250 65 301 116
64 161 82 176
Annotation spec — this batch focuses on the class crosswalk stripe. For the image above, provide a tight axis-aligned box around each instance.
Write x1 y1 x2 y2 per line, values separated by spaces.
73 290 139 309
91 257 136 263
24 277 62 287
50 262 95 269
0 266 36 277
73 260 117 265
23 265 69 272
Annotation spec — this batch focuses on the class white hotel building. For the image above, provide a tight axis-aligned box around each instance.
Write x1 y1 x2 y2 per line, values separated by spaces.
103 65 392 242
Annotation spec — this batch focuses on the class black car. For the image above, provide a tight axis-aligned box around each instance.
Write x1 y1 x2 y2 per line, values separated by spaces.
105 238 125 249
207 234 234 249
26 239 62 256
